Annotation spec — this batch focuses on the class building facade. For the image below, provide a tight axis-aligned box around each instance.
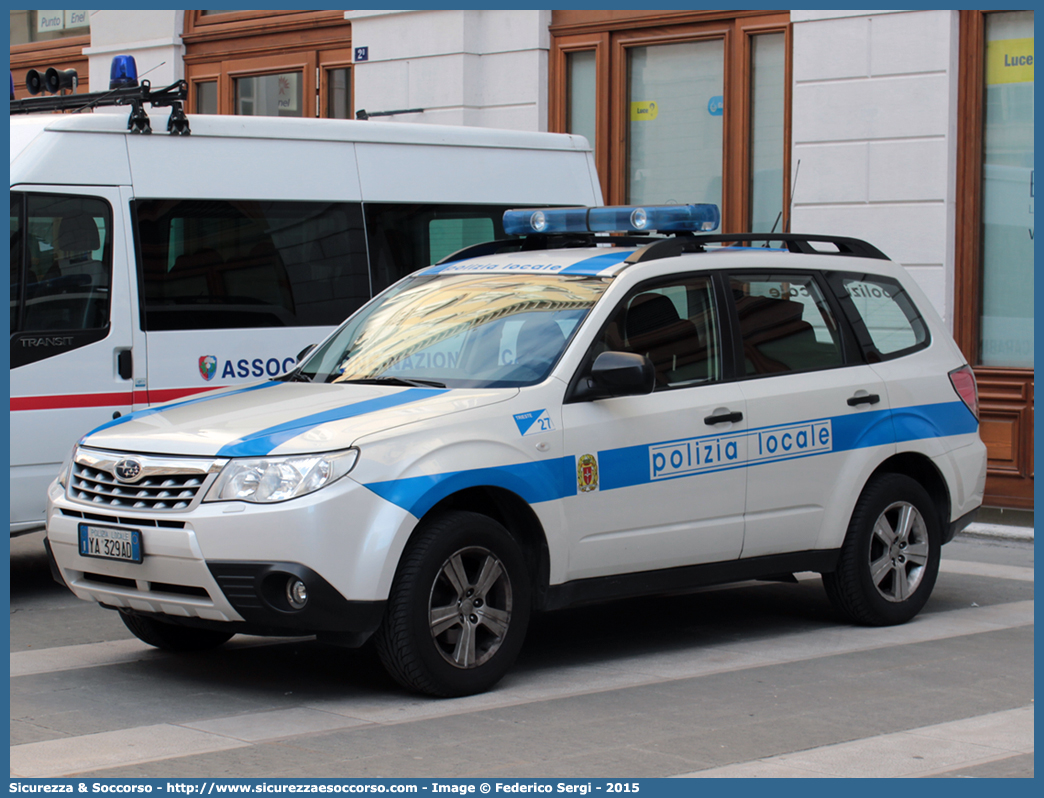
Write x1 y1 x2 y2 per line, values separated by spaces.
9 8 1034 509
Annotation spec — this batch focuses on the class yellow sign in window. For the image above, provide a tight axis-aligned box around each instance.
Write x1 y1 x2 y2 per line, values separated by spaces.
986 38 1034 85
630 101 658 121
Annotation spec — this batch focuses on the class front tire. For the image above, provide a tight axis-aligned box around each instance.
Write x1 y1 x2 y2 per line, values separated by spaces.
119 610 234 651
375 511 531 697
823 473 941 626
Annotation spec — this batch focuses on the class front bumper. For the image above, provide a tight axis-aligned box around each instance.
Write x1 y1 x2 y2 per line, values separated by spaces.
45 468 415 641
45 537 384 643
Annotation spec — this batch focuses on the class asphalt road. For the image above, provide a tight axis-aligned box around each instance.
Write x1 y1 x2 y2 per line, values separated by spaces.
9 529 1034 778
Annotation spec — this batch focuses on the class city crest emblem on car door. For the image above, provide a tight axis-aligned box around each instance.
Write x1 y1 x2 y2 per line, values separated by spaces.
577 453 599 493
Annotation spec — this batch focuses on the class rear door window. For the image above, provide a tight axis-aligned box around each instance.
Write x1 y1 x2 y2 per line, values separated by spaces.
728 273 844 376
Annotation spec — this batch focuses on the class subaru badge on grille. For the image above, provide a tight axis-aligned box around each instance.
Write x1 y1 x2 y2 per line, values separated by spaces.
114 458 143 482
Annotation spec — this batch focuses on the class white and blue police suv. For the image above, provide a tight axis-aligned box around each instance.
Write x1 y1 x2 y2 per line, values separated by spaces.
45 205 987 696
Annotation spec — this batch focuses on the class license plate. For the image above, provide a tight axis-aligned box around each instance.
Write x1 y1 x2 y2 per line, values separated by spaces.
78 523 143 564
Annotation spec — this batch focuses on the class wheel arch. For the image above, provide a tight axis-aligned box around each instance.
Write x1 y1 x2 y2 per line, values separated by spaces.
867 452 951 535
424 486 552 610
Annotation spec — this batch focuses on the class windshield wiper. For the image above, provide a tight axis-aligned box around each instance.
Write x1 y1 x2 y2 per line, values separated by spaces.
337 376 446 388
275 370 312 383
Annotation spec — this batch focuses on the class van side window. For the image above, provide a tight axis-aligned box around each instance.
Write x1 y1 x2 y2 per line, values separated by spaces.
10 193 112 334
590 275 721 389
134 199 369 331
728 273 844 376
827 272 929 361
364 203 514 293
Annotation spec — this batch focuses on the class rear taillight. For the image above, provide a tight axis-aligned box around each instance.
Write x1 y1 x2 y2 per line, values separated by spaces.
949 365 979 420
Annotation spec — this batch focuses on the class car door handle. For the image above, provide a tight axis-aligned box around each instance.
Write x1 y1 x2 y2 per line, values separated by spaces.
847 393 881 407
704 410 743 425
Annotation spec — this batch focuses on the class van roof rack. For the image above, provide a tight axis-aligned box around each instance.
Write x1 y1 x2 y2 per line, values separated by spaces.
437 231 889 266
10 79 191 135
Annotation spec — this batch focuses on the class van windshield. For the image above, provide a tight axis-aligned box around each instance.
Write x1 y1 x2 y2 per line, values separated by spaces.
298 273 611 388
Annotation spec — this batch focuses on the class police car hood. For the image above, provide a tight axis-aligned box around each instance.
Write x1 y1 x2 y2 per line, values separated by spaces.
80 382 517 458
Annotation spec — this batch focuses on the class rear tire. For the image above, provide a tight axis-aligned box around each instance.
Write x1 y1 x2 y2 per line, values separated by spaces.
375 510 531 697
119 610 233 651
823 473 941 626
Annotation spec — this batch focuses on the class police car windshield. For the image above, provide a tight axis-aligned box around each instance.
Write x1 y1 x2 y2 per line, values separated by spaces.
300 273 610 388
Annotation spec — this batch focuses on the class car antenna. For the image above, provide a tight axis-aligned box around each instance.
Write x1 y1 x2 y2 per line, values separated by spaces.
785 158 801 234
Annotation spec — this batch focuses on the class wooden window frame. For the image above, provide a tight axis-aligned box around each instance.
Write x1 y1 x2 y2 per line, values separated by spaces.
184 11 345 41
549 11 790 233
954 9 1034 509
318 49 355 120
549 33 610 201
183 12 352 119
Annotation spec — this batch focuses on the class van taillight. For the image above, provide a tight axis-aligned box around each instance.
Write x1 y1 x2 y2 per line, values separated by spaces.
949 365 979 419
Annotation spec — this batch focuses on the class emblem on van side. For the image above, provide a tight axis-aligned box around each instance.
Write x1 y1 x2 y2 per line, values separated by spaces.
577 453 599 493
199 355 217 381
114 458 142 482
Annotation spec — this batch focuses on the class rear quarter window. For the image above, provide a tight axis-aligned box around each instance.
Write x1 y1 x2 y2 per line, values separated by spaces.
827 272 930 361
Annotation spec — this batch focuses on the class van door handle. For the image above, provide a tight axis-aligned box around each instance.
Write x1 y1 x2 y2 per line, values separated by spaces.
847 393 880 407
117 349 133 380
704 410 743 425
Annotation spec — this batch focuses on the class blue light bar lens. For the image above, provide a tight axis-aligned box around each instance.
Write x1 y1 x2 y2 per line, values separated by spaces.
588 205 720 232
109 55 139 90
503 204 721 236
503 208 591 236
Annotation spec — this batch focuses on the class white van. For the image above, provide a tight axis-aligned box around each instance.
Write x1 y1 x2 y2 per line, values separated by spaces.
9 111 601 535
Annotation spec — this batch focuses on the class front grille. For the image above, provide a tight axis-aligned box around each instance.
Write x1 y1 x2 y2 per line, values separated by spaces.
68 448 224 512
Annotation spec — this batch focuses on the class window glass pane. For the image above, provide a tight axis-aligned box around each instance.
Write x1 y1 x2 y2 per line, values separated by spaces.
363 203 516 293
596 276 720 388
327 67 351 119
196 81 217 115
428 218 494 264
567 50 597 150
837 274 928 359
11 193 23 333
21 194 111 332
730 274 842 375
750 33 786 233
980 10 1034 367
9 10 90 46
301 274 609 389
235 72 303 117
134 199 369 330
628 40 724 207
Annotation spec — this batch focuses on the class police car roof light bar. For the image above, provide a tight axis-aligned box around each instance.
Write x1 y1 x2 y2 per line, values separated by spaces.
502 204 721 237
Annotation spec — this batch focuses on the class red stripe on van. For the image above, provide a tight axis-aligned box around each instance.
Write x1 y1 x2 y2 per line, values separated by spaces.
10 385 222 411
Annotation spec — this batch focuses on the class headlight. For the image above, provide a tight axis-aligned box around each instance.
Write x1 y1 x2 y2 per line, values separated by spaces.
204 448 359 504
57 445 77 489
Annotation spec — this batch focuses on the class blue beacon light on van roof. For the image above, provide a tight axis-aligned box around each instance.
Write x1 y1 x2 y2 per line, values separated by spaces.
503 204 720 236
109 55 139 90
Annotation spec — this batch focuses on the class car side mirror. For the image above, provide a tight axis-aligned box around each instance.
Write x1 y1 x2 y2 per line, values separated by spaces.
296 344 316 362
573 351 655 401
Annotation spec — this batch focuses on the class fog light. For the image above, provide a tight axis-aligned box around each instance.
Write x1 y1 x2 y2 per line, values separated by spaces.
286 578 308 610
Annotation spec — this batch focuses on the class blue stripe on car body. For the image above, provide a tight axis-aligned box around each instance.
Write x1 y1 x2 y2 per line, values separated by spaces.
82 381 281 440
361 400 976 516
216 387 447 458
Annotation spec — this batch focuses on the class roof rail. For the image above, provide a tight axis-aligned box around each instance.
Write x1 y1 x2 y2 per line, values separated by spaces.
437 231 889 267
626 233 889 263
10 79 191 135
